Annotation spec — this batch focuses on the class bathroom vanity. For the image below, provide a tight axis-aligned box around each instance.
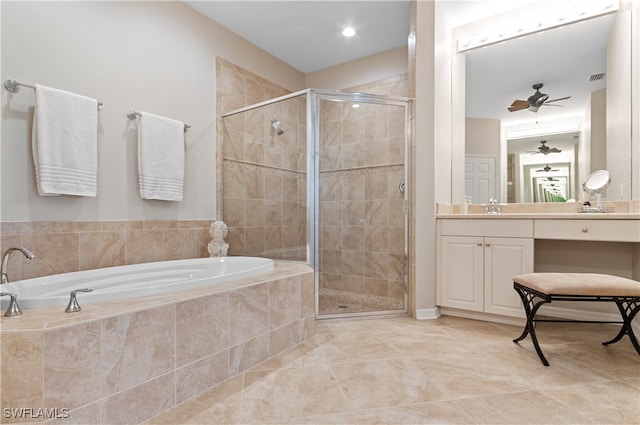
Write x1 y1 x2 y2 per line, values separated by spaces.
436 206 640 324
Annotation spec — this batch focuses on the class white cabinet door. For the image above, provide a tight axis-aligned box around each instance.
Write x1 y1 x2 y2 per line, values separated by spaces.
440 236 484 311
483 237 533 317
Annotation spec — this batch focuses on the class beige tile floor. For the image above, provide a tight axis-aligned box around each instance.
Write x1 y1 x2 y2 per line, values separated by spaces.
146 316 640 425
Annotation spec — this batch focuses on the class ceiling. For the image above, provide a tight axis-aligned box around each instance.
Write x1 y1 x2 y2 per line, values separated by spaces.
185 1 615 127
184 1 411 73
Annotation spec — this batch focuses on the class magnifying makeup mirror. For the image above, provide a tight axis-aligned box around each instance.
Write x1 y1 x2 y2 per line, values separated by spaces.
582 170 611 212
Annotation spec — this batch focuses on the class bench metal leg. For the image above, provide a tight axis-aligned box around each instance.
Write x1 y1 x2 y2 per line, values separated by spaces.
513 285 551 366
602 301 640 355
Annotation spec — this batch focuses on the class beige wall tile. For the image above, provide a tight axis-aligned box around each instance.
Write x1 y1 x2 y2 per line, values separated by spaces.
365 226 389 252
163 229 196 261
223 198 245 227
269 277 301 329
102 373 175 425
270 320 302 356
320 225 342 250
22 233 79 279
244 227 266 256
228 284 269 346
366 278 389 298
342 250 365 277
175 350 230 404
1 332 43 416
344 201 365 225
50 221 101 233
319 272 342 290
124 230 163 265
229 333 270 375
47 401 101 425
365 252 388 279
343 275 365 293
44 321 101 410
101 305 175 395
79 231 125 271
222 129 245 160
343 226 364 251
100 221 143 232
176 293 229 367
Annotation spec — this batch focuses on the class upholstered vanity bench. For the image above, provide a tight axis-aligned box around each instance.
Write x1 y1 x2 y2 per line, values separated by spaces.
512 273 640 366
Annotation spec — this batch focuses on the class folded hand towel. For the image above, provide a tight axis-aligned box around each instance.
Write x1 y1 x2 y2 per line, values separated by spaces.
137 111 185 201
32 84 98 196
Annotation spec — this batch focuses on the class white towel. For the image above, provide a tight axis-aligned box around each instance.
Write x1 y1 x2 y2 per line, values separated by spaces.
137 111 185 201
32 84 98 196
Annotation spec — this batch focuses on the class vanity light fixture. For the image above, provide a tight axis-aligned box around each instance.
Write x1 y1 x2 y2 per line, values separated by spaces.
342 26 356 37
456 0 619 52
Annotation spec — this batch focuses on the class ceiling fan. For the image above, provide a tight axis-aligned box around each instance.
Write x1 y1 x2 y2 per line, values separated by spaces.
544 176 560 182
527 140 562 155
508 83 571 113
536 164 560 172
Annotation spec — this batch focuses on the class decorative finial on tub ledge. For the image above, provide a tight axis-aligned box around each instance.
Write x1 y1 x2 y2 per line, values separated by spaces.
208 220 229 257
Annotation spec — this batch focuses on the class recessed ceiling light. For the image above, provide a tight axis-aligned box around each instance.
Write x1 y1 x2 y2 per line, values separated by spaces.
342 27 356 37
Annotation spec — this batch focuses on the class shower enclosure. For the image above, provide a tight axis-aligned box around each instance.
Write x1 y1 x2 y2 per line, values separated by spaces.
221 89 411 318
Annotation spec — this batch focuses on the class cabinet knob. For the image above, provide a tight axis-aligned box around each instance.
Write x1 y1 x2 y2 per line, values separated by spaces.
485 242 491 247
582 227 588 233
477 242 482 247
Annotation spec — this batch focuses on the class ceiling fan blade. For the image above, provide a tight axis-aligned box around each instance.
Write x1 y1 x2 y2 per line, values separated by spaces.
548 148 562 153
545 96 571 104
508 99 529 112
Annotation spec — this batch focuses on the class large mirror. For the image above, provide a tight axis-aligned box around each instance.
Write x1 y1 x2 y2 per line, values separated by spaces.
453 4 634 204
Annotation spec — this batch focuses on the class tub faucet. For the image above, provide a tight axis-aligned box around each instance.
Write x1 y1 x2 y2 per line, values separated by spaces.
1 247 36 284
0 292 22 317
65 288 94 313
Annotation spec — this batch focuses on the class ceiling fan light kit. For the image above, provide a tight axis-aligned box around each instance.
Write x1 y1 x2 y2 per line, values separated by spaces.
508 83 571 113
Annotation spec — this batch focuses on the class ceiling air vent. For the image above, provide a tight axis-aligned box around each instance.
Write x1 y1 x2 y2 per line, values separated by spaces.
588 73 605 82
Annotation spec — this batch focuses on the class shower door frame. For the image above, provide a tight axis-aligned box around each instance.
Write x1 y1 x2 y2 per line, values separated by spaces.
220 88 412 319
308 89 412 320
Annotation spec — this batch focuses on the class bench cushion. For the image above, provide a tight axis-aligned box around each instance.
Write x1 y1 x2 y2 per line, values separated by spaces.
514 273 640 297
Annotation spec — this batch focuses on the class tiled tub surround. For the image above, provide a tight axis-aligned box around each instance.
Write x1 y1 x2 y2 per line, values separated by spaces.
0 261 315 425
0 220 213 283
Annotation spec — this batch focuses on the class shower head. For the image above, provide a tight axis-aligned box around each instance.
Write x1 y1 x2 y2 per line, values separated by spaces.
270 118 284 136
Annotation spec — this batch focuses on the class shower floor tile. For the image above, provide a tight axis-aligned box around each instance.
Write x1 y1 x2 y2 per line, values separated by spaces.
318 288 404 315
145 316 640 425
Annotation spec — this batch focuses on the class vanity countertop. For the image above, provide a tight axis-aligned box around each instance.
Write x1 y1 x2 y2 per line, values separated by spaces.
436 213 640 219
437 201 640 219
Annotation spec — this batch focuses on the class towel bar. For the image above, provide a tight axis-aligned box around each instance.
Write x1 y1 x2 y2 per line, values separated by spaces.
4 79 103 110
126 109 190 132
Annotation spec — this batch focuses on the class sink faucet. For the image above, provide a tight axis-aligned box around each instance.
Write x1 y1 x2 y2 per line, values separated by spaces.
1 247 36 284
485 198 502 214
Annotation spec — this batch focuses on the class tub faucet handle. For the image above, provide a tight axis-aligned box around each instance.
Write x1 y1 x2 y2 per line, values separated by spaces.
65 288 94 313
0 292 23 317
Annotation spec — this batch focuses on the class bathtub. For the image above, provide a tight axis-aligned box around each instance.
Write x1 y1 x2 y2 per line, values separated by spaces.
0 258 314 425
0 256 273 310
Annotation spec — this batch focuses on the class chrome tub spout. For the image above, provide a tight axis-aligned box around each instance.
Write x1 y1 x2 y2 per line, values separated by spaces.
1 247 36 284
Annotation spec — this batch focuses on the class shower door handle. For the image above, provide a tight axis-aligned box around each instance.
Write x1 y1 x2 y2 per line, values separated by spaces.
398 179 405 194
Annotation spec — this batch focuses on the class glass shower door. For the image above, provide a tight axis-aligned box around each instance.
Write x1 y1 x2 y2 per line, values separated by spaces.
313 92 409 317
